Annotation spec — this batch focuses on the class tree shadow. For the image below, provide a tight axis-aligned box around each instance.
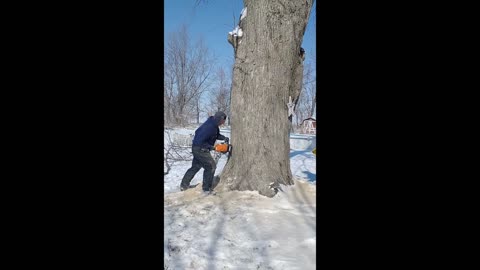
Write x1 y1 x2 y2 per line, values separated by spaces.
206 203 226 270
166 160 313 269
164 202 188 270
290 185 317 266
205 179 275 269
167 179 315 269
283 180 316 232
302 170 316 183
289 150 307 158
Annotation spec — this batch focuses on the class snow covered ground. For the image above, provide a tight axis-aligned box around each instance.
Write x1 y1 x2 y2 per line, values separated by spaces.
164 128 316 270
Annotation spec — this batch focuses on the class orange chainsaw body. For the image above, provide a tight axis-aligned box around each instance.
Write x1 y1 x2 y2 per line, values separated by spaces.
214 143 229 153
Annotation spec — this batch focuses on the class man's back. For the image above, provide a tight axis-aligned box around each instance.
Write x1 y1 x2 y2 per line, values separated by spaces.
192 117 217 148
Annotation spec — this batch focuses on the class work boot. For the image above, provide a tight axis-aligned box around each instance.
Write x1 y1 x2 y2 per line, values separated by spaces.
202 188 215 195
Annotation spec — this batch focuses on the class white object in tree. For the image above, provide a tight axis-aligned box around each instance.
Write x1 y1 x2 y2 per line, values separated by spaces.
240 7 247 20
287 96 295 117
229 26 240 36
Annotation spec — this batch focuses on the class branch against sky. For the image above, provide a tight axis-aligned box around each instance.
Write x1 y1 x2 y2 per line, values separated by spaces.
194 0 207 7
164 24 216 125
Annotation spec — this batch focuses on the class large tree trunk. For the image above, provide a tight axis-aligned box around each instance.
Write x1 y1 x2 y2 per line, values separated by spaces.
217 0 313 197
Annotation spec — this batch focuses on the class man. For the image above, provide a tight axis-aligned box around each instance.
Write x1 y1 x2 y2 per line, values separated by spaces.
180 111 229 193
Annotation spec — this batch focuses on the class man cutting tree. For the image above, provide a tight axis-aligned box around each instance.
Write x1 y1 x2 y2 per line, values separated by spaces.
180 111 229 193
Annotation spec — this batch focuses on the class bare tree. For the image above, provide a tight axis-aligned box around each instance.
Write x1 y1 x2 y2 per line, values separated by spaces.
294 62 316 131
208 67 231 119
164 25 215 126
164 52 177 127
164 130 194 175
216 0 314 197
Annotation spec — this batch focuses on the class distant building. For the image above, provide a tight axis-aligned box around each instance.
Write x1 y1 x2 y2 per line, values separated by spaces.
300 117 316 134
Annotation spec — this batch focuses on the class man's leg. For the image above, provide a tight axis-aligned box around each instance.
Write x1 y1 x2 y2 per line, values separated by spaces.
202 158 216 191
180 156 202 190
194 150 216 191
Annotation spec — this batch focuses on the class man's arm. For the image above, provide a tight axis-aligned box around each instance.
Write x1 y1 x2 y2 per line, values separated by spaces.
216 128 228 141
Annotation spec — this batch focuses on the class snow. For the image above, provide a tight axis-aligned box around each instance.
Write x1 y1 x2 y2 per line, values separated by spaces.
237 28 243 37
240 7 247 21
229 25 243 37
164 127 316 269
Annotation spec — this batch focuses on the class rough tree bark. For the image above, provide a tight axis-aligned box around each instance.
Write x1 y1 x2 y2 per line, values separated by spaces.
216 0 313 197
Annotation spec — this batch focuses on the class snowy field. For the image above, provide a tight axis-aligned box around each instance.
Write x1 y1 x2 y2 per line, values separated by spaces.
164 128 316 270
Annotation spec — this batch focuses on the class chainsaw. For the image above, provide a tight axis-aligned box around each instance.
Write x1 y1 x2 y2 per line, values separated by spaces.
213 137 232 164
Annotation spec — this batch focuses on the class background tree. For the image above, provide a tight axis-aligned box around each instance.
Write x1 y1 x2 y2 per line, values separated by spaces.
217 0 314 197
208 67 231 123
293 62 316 131
164 25 215 126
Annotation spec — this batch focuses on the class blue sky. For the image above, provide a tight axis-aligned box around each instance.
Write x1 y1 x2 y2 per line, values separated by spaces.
164 0 316 71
